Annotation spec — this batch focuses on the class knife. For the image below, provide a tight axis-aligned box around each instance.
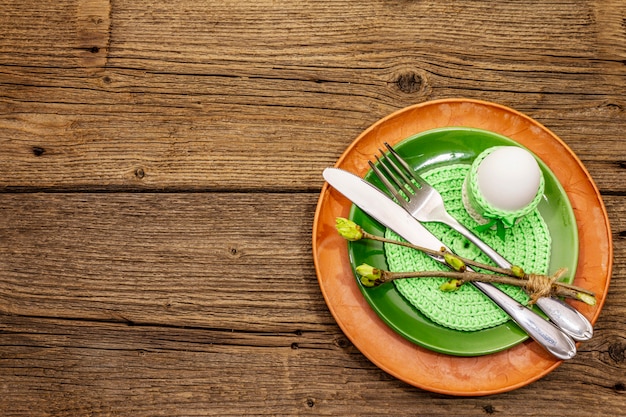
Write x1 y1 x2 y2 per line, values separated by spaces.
323 167 577 360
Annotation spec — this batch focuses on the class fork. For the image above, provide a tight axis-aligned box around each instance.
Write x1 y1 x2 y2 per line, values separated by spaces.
369 142 593 341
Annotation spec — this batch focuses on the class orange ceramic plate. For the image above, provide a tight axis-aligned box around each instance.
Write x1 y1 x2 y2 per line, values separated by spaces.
312 98 612 396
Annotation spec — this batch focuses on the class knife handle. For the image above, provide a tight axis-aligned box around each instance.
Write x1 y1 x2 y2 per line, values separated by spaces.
473 281 577 360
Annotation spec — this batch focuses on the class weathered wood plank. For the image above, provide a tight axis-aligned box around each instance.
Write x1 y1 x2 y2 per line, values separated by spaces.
0 193 623 416
0 315 363 417
1 1 624 192
0 307 623 416
0 193 329 330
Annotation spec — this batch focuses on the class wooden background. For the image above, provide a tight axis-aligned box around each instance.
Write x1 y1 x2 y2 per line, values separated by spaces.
1 0 624 415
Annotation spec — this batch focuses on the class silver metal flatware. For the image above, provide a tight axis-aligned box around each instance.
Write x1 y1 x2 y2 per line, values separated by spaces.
323 167 577 360
369 143 593 341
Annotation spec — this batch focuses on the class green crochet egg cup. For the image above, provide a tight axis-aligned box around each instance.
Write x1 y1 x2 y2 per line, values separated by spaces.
463 146 545 232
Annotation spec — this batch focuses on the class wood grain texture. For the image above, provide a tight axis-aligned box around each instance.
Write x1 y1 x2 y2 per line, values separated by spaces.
0 193 324 330
0 0 625 415
1 0 625 192
0 193 625 416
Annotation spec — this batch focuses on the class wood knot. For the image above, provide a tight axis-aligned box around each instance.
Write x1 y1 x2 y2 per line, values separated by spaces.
335 337 352 349
608 342 626 363
483 405 495 414
32 146 45 156
227 245 241 258
604 103 623 112
77 0 111 71
305 398 315 408
134 168 145 179
395 71 423 94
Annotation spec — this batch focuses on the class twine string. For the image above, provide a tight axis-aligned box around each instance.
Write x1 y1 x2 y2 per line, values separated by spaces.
525 268 566 304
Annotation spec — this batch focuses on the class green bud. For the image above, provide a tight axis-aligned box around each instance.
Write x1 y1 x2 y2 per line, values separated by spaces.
440 279 462 292
360 276 376 287
576 293 596 306
336 217 363 241
355 263 382 281
444 253 466 272
510 265 525 278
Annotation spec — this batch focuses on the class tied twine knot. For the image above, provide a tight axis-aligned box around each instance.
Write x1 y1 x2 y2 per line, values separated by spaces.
525 268 567 304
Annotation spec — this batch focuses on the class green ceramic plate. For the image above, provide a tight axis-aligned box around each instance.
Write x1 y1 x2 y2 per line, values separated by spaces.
348 127 579 356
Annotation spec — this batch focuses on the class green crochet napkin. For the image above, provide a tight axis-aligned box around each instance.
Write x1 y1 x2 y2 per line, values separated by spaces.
385 164 551 332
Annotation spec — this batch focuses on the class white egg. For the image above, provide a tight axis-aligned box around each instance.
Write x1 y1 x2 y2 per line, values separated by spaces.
476 147 542 211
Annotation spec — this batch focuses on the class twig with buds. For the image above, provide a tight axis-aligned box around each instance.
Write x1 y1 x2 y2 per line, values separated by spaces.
336 217 596 305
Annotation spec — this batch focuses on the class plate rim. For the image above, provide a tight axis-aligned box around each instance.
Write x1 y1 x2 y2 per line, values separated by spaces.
312 98 613 396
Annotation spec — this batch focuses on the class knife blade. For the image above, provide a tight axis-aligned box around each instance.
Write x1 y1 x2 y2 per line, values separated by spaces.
323 167 576 360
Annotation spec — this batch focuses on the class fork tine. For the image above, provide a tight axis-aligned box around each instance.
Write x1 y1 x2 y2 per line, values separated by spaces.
368 160 406 203
384 142 429 188
378 149 421 195
374 154 409 193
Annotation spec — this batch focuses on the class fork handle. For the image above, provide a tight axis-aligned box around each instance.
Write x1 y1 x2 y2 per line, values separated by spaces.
442 213 593 341
444 214 511 267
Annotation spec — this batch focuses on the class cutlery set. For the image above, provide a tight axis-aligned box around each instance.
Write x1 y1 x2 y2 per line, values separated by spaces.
323 144 593 360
